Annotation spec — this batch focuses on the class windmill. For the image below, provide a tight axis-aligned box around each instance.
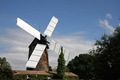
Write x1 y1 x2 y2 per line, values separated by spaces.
16 16 70 71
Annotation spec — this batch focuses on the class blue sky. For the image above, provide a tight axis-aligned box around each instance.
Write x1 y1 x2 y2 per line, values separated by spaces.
0 0 120 69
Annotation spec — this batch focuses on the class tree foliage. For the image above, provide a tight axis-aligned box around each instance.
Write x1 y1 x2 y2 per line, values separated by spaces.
0 57 13 80
67 54 94 80
57 47 65 79
67 26 120 80
92 26 120 80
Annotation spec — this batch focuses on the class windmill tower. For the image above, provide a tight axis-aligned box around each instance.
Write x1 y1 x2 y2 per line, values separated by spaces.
16 16 70 71
28 37 49 71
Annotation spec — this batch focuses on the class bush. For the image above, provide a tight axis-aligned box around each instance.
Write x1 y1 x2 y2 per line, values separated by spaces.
0 57 13 80
13 74 49 80
64 76 79 80
13 75 27 80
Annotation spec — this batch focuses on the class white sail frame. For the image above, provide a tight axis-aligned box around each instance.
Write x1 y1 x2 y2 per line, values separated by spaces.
44 16 58 37
17 18 41 40
26 44 46 68
49 39 70 63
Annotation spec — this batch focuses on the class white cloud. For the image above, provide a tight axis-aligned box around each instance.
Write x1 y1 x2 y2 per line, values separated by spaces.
0 28 33 70
119 23 120 26
106 13 112 19
99 13 115 34
99 19 115 34
0 28 95 70
52 34 95 58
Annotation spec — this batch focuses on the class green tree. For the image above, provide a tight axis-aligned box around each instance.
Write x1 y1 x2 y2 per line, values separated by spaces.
92 34 111 80
57 47 65 79
0 57 13 80
92 26 120 80
67 54 94 80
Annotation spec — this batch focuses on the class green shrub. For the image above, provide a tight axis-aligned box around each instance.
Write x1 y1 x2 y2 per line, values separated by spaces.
64 76 79 80
13 74 50 80
13 74 27 80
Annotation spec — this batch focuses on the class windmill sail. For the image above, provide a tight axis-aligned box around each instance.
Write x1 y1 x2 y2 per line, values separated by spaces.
44 16 58 37
50 40 61 54
63 47 70 64
17 18 41 40
26 44 46 68
49 40 70 63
